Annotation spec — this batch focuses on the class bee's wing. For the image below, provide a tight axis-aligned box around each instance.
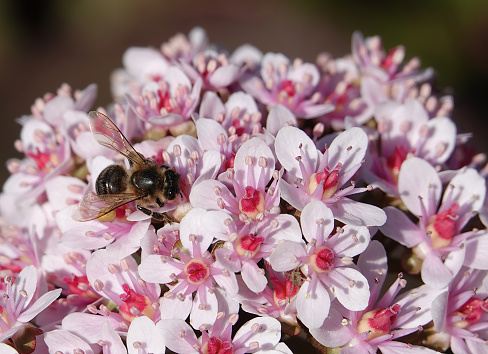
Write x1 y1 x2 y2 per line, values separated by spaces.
72 192 142 222
88 111 147 166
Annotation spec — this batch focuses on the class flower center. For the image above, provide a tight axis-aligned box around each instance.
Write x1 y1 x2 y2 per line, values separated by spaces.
386 145 409 183
62 275 98 299
309 246 335 273
308 166 340 200
357 304 401 340
238 186 265 219
236 234 264 258
119 283 155 322
26 147 60 173
451 297 488 329
184 259 210 285
202 337 234 354
280 80 296 97
425 202 459 249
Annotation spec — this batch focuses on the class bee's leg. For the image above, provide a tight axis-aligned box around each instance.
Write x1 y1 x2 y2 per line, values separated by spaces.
137 204 169 223
156 198 164 207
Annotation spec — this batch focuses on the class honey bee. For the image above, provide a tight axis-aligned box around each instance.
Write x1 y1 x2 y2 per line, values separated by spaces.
72 111 180 222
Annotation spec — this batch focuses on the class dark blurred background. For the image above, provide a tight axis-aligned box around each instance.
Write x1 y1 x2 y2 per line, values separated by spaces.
0 0 487 187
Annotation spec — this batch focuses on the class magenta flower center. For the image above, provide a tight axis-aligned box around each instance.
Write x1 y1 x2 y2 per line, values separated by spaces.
309 246 335 273
184 259 210 285
236 234 265 258
280 80 296 97
308 166 340 200
26 147 59 173
119 283 154 321
426 202 459 249
386 145 409 183
238 186 265 219
357 304 401 340
452 297 488 329
202 337 234 354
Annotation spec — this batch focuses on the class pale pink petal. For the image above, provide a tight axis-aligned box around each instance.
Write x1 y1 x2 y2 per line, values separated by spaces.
331 198 386 227
62 313 123 343
139 254 181 284
327 127 368 173
234 317 282 348
296 281 330 329
166 66 191 95
122 47 168 81
275 126 319 179
12 265 37 311
159 319 198 354
398 157 441 217
160 293 192 320
266 104 297 136
17 289 61 323
225 91 258 114
74 83 98 111
199 91 225 120
279 181 311 210
381 206 423 248
288 63 320 88
195 118 226 151
431 291 449 332
451 336 470 354
309 308 353 348
263 214 302 244
100 321 127 354
269 241 306 272
357 240 388 289
43 96 75 126
215 248 241 273
86 249 139 295
300 201 334 243
230 44 263 66
378 342 440 354
44 330 94 354
420 117 456 164
333 224 370 257
297 102 335 119
180 208 214 254
261 53 290 81
127 316 165 354
466 338 488 354
189 179 238 213
0 343 20 354
331 267 369 311
209 65 241 88
464 232 488 269
395 284 443 329
190 289 218 330
241 260 268 293
234 137 275 189
212 262 239 297
446 167 486 217
421 254 453 289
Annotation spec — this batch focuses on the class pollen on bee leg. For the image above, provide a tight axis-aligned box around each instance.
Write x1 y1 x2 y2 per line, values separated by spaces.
97 210 116 223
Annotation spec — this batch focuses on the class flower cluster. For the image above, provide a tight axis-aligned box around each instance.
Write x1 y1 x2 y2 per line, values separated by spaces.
1 27 487 354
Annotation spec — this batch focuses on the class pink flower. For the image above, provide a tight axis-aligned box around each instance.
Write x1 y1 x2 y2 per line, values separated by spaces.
0 265 61 343
240 52 334 118
381 157 486 289
310 241 441 353
161 314 289 353
269 201 371 328
363 99 457 195
426 268 488 353
275 126 386 226
138 208 238 330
